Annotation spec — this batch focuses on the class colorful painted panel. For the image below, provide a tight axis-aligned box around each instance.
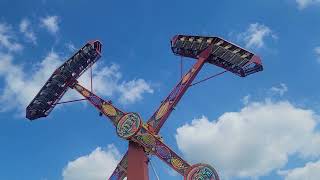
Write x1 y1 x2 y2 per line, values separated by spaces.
171 157 188 171
135 133 156 149
155 144 171 159
102 103 117 116
185 164 219 180
155 101 170 120
89 95 102 106
146 59 204 133
73 83 124 126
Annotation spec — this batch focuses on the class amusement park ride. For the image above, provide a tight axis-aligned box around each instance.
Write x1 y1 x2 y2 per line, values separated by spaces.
26 35 263 180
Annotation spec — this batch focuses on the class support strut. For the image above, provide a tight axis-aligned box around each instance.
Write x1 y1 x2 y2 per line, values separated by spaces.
127 141 149 180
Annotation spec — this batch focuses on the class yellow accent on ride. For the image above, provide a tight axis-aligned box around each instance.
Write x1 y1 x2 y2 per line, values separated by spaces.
182 72 191 84
141 134 156 146
82 90 90 97
171 157 186 170
155 101 170 120
102 103 117 116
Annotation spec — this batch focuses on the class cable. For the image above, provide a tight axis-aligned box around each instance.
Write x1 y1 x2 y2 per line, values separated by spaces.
53 98 87 105
90 65 93 92
190 70 227 87
180 56 183 79
149 157 160 180
55 61 95 106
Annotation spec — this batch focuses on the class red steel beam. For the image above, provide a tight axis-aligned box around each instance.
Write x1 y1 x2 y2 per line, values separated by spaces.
131 124 191 176
73 83 124 126
147 46 213 133
127 141 149 180
108 153 128 180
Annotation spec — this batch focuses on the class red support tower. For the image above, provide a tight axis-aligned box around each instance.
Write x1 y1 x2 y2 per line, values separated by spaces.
127 141 149 180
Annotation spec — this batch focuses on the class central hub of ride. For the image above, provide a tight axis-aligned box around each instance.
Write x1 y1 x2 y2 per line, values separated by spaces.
116 112 142 139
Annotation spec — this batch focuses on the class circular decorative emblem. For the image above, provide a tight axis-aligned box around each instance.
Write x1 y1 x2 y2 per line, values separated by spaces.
102 103 117 116
184 164 219 180
116 113 142 139
171 157 187 170
182 72 191 84
156 145 171 159
155 101 170 120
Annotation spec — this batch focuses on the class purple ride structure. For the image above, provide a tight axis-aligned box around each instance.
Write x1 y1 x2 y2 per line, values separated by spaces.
26 35 263 180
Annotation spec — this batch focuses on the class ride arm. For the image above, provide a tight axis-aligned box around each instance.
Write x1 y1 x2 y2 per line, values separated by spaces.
131 124 218 179
108 152 128 180
133 129 191 175
73 83 125 126
73 83 130 180
147 47 212 133
108 125 198 179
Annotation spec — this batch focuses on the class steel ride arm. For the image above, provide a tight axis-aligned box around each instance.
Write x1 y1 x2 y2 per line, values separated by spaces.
108 132 193 179
109 124 193 178
132 124 191 176
108 152 128 180
130 123 219 179
73 83 125 126
73 83 130 180
146 47 212 133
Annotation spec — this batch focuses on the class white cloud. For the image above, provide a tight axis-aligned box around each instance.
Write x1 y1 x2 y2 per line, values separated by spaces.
19 19 37 44
118 79 154 104
279 160 320 180
62 145 120 180
78 63 122 98
0 51 62 112
78 65 153 105
0 23 23 52
0 51 153 113
296 0 320 9
242 95 251 105
175 100 320 179
314 46 320 63
41 16 59 34
270 83 288 96
238 23 276 49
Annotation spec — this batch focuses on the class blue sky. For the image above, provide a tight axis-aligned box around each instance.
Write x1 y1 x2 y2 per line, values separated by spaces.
0 0 320 180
